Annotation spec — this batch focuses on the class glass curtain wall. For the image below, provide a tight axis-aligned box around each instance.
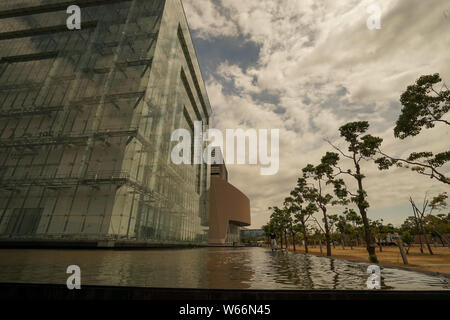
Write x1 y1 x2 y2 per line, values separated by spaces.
0 0 211 244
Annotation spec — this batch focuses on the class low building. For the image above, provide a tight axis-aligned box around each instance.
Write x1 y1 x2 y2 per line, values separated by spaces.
241 229 265 240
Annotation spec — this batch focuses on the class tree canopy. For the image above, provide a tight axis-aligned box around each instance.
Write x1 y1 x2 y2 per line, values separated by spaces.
376 73 450 185
395 73 450 139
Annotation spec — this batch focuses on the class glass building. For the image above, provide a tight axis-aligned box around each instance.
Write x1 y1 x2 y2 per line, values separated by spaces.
0 0 211 245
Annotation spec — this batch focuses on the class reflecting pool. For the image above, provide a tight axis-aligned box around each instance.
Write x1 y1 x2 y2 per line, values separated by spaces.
0 247 448 290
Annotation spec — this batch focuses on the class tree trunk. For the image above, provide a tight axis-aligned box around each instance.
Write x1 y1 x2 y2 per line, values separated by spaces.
418 233 424 254
359 206 378 262
284 231 288 250
303 229 309 253
419 221 433 255
318 238 323 255
355 164 378 263
322 207 332 256
443 234 450 247
435 231 448 247
291 231 296 252
412 213 424 254
397 240 408 265
412 204 427 254
411 198 434 255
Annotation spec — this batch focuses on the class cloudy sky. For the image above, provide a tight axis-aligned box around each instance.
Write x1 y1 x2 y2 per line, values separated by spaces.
183 0 450 228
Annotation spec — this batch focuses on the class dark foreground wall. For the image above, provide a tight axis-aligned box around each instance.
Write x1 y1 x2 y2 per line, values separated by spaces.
0 283 449 300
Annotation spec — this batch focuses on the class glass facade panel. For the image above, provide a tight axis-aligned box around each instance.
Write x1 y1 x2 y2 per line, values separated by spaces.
0 0 212 244
226 223 241 244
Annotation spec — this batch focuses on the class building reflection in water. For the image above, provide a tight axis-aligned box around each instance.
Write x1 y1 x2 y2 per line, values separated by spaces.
0 247 447 290
205 248 254 289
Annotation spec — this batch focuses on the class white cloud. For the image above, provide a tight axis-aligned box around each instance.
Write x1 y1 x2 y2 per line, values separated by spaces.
183 0 450 228
182 0 238 38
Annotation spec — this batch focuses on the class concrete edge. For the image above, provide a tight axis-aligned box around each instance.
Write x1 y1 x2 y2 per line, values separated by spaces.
0 282 449 300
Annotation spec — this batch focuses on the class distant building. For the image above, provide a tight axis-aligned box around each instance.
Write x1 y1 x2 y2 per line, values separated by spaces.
413 233 450 246
210 149 228 181
208 148 250 244
241 229 265 240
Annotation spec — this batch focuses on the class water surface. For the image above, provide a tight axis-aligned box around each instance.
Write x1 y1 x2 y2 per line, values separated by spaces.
0 247 448 290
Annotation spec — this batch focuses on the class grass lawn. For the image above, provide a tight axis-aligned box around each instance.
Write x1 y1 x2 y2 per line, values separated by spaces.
284 244 450 275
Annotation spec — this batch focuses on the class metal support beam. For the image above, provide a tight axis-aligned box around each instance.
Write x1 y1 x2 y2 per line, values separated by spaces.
0 21 98 40
0 51 59 64
0 0 133 19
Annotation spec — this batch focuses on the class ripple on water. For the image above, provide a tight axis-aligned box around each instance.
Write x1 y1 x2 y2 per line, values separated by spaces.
0 247 448 290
